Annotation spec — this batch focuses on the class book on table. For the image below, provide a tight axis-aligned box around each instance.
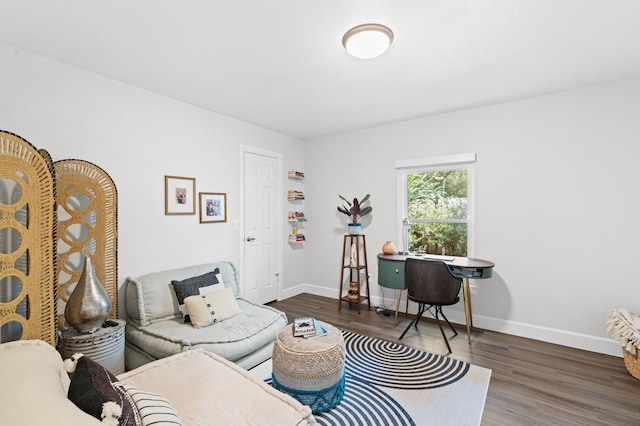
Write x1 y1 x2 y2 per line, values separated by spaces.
293 317 317 337
303 319 327 339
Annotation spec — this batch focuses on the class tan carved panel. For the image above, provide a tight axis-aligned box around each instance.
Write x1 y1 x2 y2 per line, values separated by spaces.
0 131 57 346
54 160 118 328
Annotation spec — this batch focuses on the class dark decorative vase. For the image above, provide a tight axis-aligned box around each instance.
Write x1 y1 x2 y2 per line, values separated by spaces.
64 256 112 333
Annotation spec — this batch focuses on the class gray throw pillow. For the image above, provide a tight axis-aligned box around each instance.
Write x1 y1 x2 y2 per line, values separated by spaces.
171 269 221 322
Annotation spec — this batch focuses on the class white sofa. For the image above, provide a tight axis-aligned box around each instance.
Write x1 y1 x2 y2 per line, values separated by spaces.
125 261 287 370
0 339 316 425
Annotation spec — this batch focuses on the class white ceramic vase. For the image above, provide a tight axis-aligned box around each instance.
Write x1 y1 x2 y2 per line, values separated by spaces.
382 241 397 254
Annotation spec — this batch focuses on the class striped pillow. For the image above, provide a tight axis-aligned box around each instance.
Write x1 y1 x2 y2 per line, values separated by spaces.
122 384 183 426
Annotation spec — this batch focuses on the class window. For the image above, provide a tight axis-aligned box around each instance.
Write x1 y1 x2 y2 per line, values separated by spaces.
396 153 475 257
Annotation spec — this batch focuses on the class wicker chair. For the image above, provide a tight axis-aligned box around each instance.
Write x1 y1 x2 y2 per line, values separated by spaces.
399 258 462 353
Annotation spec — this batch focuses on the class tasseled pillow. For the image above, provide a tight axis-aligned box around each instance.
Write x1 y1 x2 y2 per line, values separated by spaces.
606 308 640 355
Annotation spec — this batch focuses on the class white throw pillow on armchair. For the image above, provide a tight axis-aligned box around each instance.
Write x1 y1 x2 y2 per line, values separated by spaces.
183 288 242 328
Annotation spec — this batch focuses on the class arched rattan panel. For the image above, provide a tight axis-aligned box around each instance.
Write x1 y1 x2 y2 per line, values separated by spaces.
0 130 57 346
54 159 118 327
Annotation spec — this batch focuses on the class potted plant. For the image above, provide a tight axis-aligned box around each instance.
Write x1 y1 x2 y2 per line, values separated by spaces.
337 194 372 234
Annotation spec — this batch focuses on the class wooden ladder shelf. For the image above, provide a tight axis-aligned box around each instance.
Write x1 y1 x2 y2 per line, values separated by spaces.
338 234 371 314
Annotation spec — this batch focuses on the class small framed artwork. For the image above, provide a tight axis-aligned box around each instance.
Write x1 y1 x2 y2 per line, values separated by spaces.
199 192 227 223
165 175 196 215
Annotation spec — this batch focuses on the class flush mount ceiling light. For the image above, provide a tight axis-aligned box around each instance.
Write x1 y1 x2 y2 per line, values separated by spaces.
342 23 394 59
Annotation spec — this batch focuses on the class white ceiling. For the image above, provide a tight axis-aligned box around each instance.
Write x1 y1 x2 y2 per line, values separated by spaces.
1 1 640 140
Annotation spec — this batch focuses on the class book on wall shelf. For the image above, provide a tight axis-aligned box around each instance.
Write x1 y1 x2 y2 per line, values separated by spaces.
288 171 305 180
288 190 305 200
288 211 307 222
288 233 306 243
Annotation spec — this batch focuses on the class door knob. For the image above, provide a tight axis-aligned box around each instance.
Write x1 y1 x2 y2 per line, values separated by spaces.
246 237 256 242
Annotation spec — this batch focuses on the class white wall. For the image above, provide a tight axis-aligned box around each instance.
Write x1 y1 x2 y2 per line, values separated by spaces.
0 44 305 315
304 78 640 356
3 43 638 356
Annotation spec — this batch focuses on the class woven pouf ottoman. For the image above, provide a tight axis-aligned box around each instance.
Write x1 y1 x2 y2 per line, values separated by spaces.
272 321 346 413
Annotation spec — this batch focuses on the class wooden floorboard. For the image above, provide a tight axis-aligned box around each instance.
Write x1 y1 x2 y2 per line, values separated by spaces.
267 293 640 426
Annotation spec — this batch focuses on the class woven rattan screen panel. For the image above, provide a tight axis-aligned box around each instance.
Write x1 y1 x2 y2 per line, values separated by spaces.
54 159 118 326
0 131 57 346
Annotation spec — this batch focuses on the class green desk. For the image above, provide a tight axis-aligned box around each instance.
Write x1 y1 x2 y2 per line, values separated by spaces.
377 253 494 343
377 255 408 324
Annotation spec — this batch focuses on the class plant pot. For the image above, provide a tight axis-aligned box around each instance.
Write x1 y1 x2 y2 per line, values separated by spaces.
348 223 362 235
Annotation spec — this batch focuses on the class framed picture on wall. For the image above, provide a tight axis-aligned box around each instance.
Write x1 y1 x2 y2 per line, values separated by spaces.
165 175 196 215
199 192 227 223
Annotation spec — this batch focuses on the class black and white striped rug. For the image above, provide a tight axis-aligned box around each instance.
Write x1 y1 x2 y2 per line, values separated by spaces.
256 330 491 425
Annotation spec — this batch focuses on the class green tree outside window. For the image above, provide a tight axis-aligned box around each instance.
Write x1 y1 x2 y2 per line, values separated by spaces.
407 169 468 257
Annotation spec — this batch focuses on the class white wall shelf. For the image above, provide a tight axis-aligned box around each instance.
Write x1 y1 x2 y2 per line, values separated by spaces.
288 171 306 245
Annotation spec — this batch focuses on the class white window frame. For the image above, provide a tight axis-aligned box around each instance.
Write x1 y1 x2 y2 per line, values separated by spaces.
395 153 476 257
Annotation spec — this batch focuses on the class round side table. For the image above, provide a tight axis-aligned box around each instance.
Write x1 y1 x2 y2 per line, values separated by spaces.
58 319 126 375
272 321 346 414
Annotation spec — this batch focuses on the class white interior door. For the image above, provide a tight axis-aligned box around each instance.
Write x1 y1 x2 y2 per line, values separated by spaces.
243 150 280 304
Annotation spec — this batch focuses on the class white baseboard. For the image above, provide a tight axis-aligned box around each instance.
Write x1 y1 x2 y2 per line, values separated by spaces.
279 283 337 300
448 311 621 357
279 284 622 358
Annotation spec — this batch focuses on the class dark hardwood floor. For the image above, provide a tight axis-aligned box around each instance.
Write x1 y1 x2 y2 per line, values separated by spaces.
267 293 640 426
